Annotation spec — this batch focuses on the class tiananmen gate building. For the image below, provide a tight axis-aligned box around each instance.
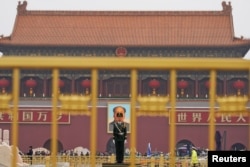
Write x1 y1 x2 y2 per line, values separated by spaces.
0 1 250 154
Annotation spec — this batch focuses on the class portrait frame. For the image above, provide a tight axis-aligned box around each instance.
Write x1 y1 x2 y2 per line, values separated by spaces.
107 102 131 133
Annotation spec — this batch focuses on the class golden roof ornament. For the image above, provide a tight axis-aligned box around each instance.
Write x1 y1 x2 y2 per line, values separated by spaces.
0 94 12 112
59 94 91 115
137 95 169 117
217 95 248 114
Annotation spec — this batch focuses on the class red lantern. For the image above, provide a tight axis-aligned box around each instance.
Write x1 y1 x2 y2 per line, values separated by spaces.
177 80 188 97
57 79 65 94
177 80 188 89
233 80 245 95
148 79 160 95
233 80 245 89
59 79 65 88
148 79 160 89
25 78 37 96
205 81 210 88
0 78 10 93
81 79 91 94
81 79 91 88
25 78 37 88
0 78 10 87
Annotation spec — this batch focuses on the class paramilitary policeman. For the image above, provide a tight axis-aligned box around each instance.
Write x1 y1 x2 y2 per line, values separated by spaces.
113 106 127 163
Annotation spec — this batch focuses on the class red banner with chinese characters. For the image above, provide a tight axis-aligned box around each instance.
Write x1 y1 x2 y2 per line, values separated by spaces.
174 109 249 125
0 108 70 124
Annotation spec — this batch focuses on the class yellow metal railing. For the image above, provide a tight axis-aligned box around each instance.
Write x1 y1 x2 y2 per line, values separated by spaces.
20 154 206 166
0 56 250 167
21 154 208 167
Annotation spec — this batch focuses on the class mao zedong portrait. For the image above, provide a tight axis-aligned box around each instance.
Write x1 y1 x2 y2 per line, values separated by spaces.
108 106 130 132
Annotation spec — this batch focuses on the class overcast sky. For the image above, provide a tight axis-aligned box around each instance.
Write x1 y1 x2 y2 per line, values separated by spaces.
0 0 249 37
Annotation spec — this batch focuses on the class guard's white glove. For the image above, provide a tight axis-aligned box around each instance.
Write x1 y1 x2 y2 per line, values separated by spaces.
124 140 127 144
113 140 115 144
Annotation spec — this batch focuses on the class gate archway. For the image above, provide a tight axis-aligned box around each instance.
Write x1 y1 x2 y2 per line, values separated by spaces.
43 139 64 153
230 143 246 151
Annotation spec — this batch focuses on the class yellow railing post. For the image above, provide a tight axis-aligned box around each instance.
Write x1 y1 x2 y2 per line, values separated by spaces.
248 68 250 151
150 156 155 167
130 69 137 167
209 70 216 150
90 69 98 166
110 154 115 163
51 69 59 167
249 116 250 150
45 156 50 167
169 70 177 167
11 68 20 167
159 153 164 167
181 157 189 167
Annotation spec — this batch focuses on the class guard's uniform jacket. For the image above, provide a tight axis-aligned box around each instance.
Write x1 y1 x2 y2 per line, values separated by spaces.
113 122 127 163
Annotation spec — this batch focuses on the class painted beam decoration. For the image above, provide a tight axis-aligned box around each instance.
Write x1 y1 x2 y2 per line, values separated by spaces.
0 108 70 124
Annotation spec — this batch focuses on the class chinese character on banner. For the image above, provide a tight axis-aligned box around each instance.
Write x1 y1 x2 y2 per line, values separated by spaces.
177 112 187 123
192 113 202 122
37 112 48 121
236 113 246 123
221 114 232 123
22 111 33 122
207 113 216 123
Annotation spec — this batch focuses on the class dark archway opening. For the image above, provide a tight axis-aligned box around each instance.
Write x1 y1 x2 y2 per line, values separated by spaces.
230 143 246 151
176 139 194 157
43 139 64 153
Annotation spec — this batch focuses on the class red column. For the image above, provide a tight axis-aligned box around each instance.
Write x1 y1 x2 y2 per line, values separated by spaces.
138 77 142 95
195 77 198 97
71 78 75 94
99 78 103 97
223 77 227 95
167 79 170 95
43 77 47 97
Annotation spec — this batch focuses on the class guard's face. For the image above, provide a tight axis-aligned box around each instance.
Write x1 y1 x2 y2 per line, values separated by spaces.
114 107 125 122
